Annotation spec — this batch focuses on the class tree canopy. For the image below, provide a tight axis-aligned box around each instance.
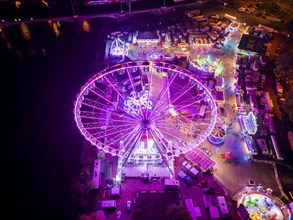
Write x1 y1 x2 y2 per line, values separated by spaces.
165 204 192 220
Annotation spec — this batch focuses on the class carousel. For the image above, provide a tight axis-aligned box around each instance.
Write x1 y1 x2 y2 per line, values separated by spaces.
207 125 226 146
235 187 290 220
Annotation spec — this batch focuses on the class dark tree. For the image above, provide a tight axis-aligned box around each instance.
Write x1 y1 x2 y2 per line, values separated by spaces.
165 204 192 220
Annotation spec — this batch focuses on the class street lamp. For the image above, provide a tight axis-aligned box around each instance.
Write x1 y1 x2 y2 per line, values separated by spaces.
222 3 227 20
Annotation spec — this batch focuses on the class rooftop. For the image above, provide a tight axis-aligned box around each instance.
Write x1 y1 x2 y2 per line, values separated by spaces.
238 34 263 54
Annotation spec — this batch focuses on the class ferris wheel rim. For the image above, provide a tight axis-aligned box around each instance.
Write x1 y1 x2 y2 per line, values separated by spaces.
74 61 218 157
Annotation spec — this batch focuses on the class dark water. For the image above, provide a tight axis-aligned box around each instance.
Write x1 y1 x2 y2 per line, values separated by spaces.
1 18 119 220
1 11 180 219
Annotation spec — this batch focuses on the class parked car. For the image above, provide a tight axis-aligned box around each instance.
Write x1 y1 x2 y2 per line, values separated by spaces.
203 187 216 194
126 201 132 213
198 179 208 188
183 175 193 186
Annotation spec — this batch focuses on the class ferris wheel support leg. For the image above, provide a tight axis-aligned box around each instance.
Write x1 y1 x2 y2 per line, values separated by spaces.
116 130 143 177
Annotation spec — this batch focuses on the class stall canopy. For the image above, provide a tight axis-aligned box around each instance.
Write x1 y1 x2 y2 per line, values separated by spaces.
185 148 216 171
136 31 160 43
193 38 213 45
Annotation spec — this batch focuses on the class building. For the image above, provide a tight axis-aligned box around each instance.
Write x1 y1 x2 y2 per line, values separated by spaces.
238 34 263 56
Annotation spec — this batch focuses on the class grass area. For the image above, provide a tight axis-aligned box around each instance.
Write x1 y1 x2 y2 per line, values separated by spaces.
133 191 181 220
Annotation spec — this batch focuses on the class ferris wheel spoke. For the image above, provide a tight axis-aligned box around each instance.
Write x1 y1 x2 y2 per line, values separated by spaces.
92 126 136 140
147 71 179 120
94 116 138 124
156 123 208 140
78 115 138 124
149 128 172 156
152 94 205 120
154 113 213 128
148 129 167 154
173 93 206 105
172 97 208 112
80 102 139 122
88 88 141 121
92 138 119 154
153 124 178 137
94 126 139 150
98 124 137 135
155 125 197 146
151 126 184 158
82 96 104 107
85 122 137 131
148 81 191 120
118 126 142 152
151 127 180 153
167 82 191 100
126 68 140 100
101 125 141 148
125 68 145 119
144 66 154 119
148 129 175 176
172 80 198 96
150 96 208 122
103 75 144 120
116 129 144 176
150 83 197 121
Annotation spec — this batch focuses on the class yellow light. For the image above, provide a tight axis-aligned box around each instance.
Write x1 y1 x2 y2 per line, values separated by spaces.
52 22 61 37
41 0 49 8
82 20 91 32
15 1 21 9
20 23 32 41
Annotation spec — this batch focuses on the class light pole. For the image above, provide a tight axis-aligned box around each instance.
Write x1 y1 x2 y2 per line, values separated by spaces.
70 0 76 16
222 2 227 20
128 0 132 13
120 0 123 12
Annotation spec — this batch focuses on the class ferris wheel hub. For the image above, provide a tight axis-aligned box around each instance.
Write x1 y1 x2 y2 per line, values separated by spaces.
141 119 151 130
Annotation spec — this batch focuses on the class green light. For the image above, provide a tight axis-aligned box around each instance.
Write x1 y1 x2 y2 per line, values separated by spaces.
215 61 224 77
198 58 206 65
239 51 250 57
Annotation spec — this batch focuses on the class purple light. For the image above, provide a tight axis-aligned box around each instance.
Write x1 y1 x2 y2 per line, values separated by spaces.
74 61 218 160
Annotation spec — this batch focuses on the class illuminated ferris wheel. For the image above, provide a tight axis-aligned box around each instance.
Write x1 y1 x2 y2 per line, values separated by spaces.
74 61 217 172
